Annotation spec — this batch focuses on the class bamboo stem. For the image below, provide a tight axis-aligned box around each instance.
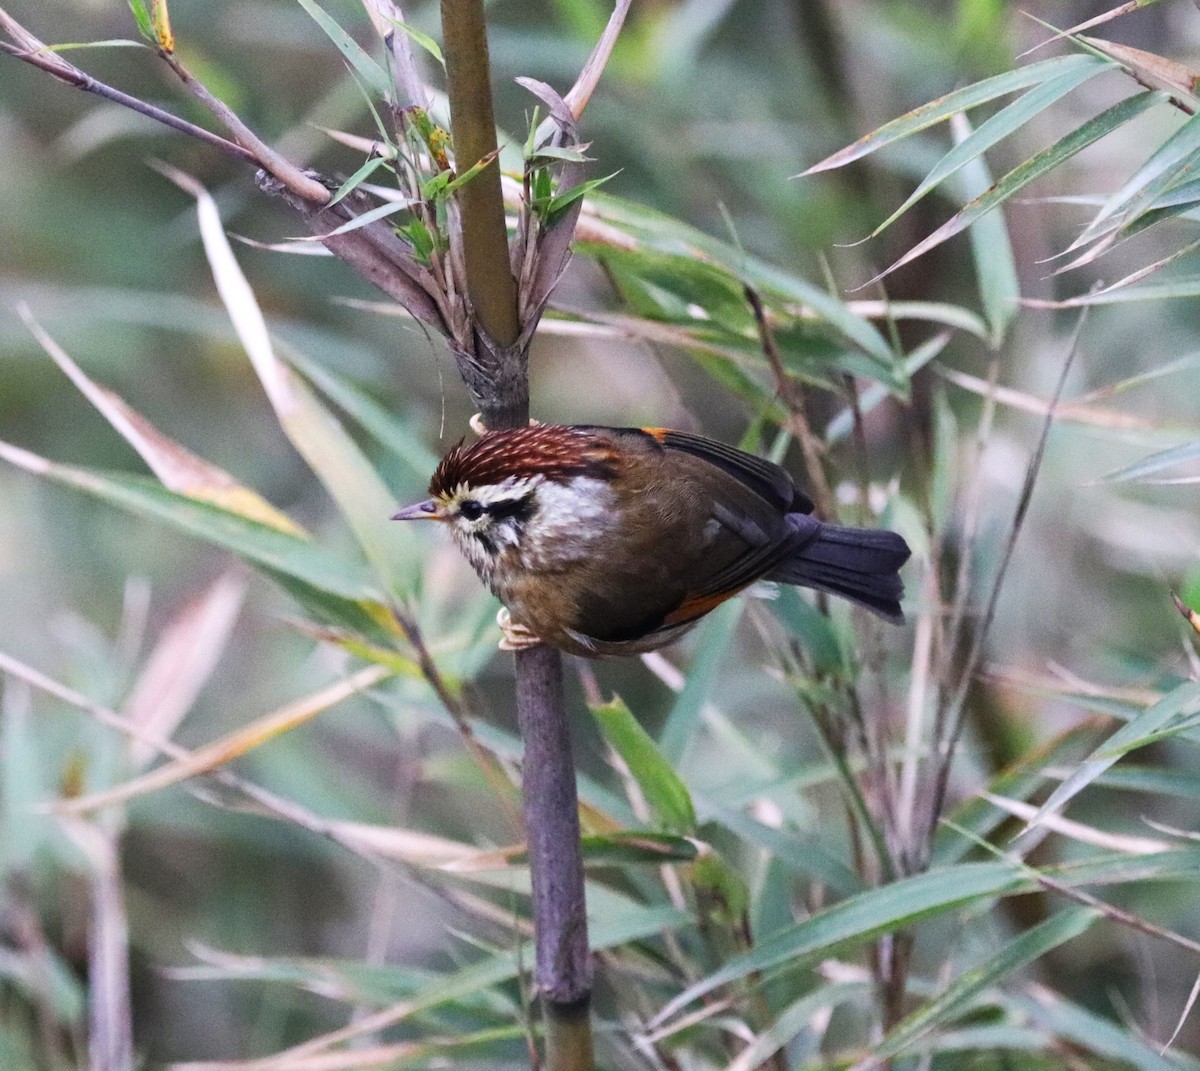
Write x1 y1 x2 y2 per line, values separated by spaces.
441 0 520 352
439 2 593 1066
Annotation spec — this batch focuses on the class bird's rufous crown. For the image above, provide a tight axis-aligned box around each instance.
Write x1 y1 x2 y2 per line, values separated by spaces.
428 425 619 499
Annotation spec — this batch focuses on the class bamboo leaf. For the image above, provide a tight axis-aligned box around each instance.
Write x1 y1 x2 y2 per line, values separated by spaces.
952 113 1020 347
384 18 444 67
1076 107 1200 249
653 861 1027 1026
874 91 1161 283
873 908 1099 1061
801 55 1111 175
1023 681 1200 835
1009 985 1194 1071
302 197 414 240
725 985 864 1071
45 665 392 815
1103 439 1200 482
279 347 440 482
328 154 390 207
174 167 417 599
870 59 1108 240
23 309 304 536
0 441 380 603
1080 34 1200 110
590 697 697 833
293 0 392 100
127 0 153 40
658 599 742 764
1029 276 1200 306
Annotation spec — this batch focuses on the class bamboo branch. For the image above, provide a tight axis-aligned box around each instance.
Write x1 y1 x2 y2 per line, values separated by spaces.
0 36 255 166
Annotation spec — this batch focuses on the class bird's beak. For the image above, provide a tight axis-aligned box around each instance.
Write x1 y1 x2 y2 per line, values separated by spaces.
391 499 446 522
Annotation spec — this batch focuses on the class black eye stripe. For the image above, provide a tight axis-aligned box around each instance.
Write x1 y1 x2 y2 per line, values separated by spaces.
485 496 533 523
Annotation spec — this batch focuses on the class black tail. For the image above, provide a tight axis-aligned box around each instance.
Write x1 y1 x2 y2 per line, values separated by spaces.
768 522 911 623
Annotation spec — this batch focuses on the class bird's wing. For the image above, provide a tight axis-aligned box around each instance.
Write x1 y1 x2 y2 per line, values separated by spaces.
662 512 822 626
641 428 814 514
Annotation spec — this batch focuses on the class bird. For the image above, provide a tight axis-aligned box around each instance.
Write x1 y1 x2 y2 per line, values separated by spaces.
392 424 911 657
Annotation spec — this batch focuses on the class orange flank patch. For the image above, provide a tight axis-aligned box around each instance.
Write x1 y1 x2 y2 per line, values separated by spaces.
663 589 738 626
641 427 671 442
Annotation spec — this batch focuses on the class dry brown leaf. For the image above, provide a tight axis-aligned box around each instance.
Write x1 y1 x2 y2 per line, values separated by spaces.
1080 36 1200 109
125 574 246 770
44 664 391 815
21 306 305 535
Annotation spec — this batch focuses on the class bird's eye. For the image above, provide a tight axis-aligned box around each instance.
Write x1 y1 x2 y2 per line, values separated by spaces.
458 500 484 521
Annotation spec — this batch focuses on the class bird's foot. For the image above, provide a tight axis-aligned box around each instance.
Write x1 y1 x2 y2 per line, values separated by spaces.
496 607 544 652
469 413 543 436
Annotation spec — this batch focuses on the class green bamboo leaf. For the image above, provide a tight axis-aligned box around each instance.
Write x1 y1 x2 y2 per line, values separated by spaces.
726 982 868 1071
280 347 440 483
0 441 379 603
128 0 153 40
873 908 1099 1061
578 832 698 865
541 172 619 222
384 18 444 67
654 861 1027 1025
309 197 413 239
585 195 899 372
658 598 743 764
848 301 989 339
933 722 1101 866
737 257 900 373
1007 987 1195 1071
294 0 392 100
1082 763 1200 800
1102 439 1200 482
1037 276 1200 305
1049 235 1200 304
701 800 863 895
875 91 1161 283
801 55 1111 175
528 145 591 164
1024 681 1200 835
825 331 951 444
590 697 697 833
906 1024 1054 1058
328 154 391 207
237 902 688 1044
954 114 1021 347
870 58 1108 240
1076 108 1200 248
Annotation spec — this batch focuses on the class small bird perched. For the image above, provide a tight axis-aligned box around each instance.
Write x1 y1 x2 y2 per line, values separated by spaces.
393 424 911 657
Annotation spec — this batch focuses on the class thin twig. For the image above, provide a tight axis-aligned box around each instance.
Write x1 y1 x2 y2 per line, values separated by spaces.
745 284 838 520
389 605 524 833
924 314 1087 850
0 38 255 165
158 51 330 204
937 357 1002 695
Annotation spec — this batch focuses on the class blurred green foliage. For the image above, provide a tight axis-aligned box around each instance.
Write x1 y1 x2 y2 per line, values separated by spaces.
3 0 1200 1068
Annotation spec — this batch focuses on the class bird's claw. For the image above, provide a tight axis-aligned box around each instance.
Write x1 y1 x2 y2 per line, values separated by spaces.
469 413 543 436
496 607 544 652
